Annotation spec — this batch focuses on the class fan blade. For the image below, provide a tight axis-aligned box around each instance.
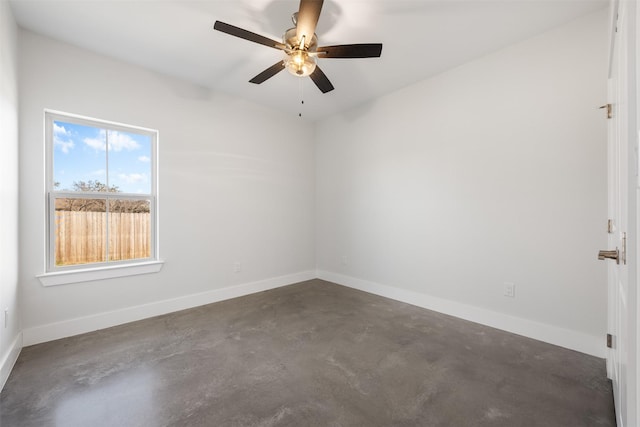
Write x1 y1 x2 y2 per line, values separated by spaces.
296 0 323 45
214 21 286 50
249 61 286 84
316 44 383 58
309 65 334 93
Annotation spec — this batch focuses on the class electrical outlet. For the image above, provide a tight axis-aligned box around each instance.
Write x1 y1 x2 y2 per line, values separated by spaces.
503 282 515 298
233 262 242 273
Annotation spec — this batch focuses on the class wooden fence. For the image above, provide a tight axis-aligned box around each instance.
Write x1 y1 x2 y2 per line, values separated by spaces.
55 211 151 265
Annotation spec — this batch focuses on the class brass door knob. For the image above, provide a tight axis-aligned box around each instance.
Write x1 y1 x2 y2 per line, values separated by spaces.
598 249 619 264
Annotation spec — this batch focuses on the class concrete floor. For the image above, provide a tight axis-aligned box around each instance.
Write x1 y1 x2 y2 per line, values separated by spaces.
1 279 615 426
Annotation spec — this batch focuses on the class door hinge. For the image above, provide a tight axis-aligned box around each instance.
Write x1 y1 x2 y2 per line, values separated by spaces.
607 333 613 348
607 219 614 234
600 104 613 119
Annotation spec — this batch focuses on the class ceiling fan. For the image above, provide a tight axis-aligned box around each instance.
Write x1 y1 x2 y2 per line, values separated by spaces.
213 0 383 94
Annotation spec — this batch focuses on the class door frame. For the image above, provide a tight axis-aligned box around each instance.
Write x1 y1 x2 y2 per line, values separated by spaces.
607 1 639 425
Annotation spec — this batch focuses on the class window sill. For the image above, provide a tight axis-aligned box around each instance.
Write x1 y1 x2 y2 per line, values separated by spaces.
37 261 164 287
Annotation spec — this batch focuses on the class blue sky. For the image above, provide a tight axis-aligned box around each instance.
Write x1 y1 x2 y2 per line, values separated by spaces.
53 120 152 194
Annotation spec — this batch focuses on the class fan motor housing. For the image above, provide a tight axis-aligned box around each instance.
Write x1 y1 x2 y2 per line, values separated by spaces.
283 27 317 51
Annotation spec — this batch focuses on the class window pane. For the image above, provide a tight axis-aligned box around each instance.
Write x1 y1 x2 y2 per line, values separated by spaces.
54 198 107 266
53 121 108 192
108 199 151 262
47 111 158 273
108 130 152 194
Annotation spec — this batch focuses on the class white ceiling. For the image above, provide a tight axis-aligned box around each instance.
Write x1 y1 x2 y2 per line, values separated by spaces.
10 0 607 121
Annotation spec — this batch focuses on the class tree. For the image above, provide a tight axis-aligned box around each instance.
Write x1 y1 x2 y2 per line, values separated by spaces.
72 180 119 193
55 180 149 213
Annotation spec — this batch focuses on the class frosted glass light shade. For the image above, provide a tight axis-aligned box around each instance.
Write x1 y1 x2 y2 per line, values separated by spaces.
285 50 316 77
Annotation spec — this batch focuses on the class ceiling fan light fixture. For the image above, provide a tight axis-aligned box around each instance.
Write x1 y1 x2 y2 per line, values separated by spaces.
213 0 382 94
285 50 316 77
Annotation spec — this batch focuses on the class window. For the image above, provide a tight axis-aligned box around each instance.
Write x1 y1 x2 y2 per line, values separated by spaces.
40 111 161 285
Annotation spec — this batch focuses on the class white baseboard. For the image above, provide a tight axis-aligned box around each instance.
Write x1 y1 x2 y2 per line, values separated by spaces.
20 269 605 358
317 270 605 358
23 270 316 346
0 332 23 392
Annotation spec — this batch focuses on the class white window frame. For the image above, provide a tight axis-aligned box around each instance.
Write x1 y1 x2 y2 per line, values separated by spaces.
38 110 162 286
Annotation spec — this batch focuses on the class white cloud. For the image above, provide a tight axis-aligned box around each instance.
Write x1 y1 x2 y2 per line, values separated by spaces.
138 155 150 163
90 169 106 177
84 135 106 151
54 137 74 154
83 130 140 152
53 122 75 154
109 131 140 152
117 173 147 184
53 123 74 152
53 123 70 136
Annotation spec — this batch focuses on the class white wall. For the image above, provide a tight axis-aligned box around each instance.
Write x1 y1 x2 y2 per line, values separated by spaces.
18 31 316 344
0 0 22 389
316 10 609 356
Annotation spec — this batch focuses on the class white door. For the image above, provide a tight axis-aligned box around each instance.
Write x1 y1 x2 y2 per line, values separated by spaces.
605 1 638 426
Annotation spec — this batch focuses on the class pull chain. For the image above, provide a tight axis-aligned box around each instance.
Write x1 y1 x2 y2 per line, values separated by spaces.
298 78 304 118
